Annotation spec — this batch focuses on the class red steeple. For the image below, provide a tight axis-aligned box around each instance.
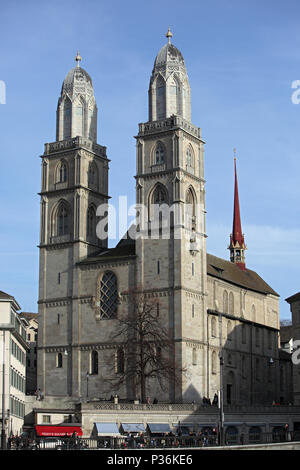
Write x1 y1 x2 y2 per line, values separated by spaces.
228 153 247 270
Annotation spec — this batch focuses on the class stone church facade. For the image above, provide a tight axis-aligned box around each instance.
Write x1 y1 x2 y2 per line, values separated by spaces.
37 32 291 406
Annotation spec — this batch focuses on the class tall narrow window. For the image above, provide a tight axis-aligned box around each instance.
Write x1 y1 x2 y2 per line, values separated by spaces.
91 350 98 375
99 271 118 319
59 163 67 183
186 146 194 170
58 205 69 236
87 206 96 240
155 144 165 164
192 304 195 318
88 161 98 188
192 262 194 276
157 260 160 275
211 317 217 338
192 348 197 365
56 353 62 368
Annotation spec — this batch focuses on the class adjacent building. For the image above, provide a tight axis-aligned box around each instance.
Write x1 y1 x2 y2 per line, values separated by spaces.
19 312 38 395
0 290 28 440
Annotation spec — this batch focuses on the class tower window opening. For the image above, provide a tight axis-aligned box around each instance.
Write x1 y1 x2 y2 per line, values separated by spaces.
155 144 165 165
59 163 67 183
58 206 69 236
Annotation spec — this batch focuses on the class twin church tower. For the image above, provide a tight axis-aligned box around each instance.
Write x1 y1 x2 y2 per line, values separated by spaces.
37 31 279 405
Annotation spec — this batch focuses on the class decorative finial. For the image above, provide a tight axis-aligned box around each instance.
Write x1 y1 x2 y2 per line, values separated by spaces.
233 147 237 161
75 50 82 67
166 27 173 44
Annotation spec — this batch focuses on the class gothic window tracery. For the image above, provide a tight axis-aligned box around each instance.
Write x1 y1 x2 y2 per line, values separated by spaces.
88 161 98 188
98 271 118 319
57 204 69 236
57 161 68 183
155 143 165 165
186 145 194 170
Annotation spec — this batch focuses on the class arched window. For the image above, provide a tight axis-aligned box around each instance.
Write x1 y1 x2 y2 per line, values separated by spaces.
229 292 234 315
116 348 125 374
57 161 67 183
87 206 96 240
63 98 72 139
150 184 169 236
185 187 196 230
152 185 168 205
56 353 62 368
155 143 165 165
156 75 166 120
88 161 98 188
99 271 118 319
211 317 217 338
223 291 228 314
91 350 98 375
57 204 69 236
186 145 194 169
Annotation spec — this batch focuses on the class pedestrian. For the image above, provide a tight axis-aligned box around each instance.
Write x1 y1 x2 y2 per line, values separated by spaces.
212 393 218 406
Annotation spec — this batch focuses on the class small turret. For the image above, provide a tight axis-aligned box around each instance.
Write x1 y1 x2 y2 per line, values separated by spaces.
148 29 191 122
56 52 98 142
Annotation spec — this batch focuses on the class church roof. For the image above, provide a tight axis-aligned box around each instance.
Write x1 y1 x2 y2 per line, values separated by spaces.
61 66 94 95
77 238 278 297
154 42 185 69
207 253 279 297
77 237 136 266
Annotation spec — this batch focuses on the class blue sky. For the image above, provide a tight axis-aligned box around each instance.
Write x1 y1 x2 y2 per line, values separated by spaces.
0 0 300 319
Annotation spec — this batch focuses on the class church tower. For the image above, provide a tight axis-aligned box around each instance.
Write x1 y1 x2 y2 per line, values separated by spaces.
135 30 207 402
37 53 109 397
228 156 247 270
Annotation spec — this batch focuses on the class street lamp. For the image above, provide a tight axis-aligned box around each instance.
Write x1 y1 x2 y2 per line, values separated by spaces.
86 371 89 400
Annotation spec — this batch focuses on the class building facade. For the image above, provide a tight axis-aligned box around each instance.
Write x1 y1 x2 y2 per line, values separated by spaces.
19 313 38 395
0 291 28 439
37 31 290 406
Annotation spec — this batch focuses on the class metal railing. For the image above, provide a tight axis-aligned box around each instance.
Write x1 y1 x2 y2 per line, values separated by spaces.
6 431 300 450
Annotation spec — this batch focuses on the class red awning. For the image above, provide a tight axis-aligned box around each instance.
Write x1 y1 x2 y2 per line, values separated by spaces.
35 425 83 437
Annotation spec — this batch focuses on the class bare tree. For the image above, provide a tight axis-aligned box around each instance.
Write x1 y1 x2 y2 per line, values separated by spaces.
104 287 185 403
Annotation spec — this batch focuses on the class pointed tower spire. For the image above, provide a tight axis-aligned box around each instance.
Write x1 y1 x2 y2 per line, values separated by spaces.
228 150 247 270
